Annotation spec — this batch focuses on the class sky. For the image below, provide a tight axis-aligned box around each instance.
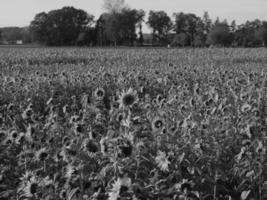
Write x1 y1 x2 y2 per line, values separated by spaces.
1 0 267 33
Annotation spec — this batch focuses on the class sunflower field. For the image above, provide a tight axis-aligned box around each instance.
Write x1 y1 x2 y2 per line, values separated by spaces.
0 47 266 200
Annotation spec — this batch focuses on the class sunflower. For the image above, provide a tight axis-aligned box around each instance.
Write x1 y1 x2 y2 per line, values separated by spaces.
75 123 84 133
116 112 125 122
175 179 194 193
35 148 49 162
23 177 39 198
118 88 137 109
108 177 131 200
83 139 99 154
10 130 18 140
7 103 14 111
155 150 170 172
118 140 133 157
62 136 71 147
15 132 25 144
241 103 252 113
100 137 109 155
0 131 6 143
151 117 164 133
94 87 105 101
144 103 151 110
65 164 76 179
108 178 121 200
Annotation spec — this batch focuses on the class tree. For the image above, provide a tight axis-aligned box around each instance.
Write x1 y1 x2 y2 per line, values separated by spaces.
230 20 237 32
0 27 24 42
30 12 49 43
171 33 189 47
173 12 204 46
202 11 212 35
147 11 172 45
0 30 2 42
95 13 111 46
207 21 233 46
255 21 267 46
102 0 128 13
235 20 262 47
30 7 94 45
96 9 144 46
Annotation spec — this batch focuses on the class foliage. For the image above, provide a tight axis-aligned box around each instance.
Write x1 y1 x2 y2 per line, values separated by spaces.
0 47 267 200
2 1 267 47
30 7 94 46
102 0 128 13
234 20 263 47
96 9 145 46
0 27 32 43
207 21 234 47
173 12 204 46
147 11 173 45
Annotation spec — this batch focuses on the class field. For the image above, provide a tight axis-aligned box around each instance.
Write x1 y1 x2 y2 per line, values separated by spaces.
0 47 266 200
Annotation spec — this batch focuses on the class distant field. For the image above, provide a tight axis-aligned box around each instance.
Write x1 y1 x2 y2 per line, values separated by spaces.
0 47 266 200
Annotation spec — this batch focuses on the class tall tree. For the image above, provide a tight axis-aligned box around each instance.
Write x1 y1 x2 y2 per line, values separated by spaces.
255 21 267 46
230 20 237 32
235 20 262 47
207 21 233 46
0 30 2 42
96 8 144 46
147 11 172 45
30 12 49 43
30 7 94 45
173 12 203 46
102 0 127 13
202 11 212 35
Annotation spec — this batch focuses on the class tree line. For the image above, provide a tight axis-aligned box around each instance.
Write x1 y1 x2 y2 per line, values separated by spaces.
1 0 267 47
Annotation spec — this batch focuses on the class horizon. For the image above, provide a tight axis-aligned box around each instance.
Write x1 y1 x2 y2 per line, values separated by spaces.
1 0 267 33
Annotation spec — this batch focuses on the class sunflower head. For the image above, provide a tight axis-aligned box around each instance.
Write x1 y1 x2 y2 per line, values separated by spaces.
62 136 71 147
36 148 49 161
116 112 125 122
156 94 163 104
11 130 18 139
84 139 99 153
152 117 164 132
94 87 105 101
7 103 14 111
118 140 133 157
118 88 137 109
0 131 6 143
155 150 170 172
75 123 84 133
180 179 193 193
23 177 39 198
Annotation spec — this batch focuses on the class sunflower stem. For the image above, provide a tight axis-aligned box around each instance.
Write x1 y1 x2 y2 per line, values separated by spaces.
213 169 217 200
43 160 46 173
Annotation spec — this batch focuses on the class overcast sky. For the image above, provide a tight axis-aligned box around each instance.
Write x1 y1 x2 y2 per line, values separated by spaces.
1 0 267 32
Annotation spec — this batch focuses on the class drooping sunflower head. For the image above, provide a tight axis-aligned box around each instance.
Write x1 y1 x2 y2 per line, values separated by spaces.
118 88 137 109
